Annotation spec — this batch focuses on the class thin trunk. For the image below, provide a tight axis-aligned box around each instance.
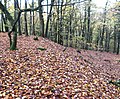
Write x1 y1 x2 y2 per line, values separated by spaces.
47 0 48 14
58 0 63 45
69 0 73 47
79 13 83 37
113 25 117 53
83 6 87 38
100 0 108 48
14 0 17 29
65 22 69 47
18 0 21 35
69 13 72 47
54 14 57 42
1 13 4 32
87 0 91 43
38 0 44 37
30 10 32 35
57 0 60 43
4 0 9 32
1 14 6 32
85 0 92 49
105 27 109 52
24 0 28 36
45 0 55 38
117 31 120 54
32 0 35 35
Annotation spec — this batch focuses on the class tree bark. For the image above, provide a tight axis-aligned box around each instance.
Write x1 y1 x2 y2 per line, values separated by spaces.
58 0 63 45
38 0 44 37
4 0 9 32
24 0 28 36
113 26 117 53
87 0 91 43
99 0 108 49
117 31 120 54
30 10 32 35
32 0 35 35
45 0 55 38
18 0 22 35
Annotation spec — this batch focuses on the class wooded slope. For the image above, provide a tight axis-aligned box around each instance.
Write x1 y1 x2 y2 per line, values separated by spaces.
0 33 120 98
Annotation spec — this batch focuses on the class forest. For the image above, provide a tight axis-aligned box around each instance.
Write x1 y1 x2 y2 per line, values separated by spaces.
0 0 120 98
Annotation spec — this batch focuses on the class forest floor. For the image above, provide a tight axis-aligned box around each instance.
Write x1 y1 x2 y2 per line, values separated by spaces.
0 33 120 98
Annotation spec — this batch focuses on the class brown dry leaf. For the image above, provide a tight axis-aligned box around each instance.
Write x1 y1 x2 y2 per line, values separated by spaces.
0 33 120 98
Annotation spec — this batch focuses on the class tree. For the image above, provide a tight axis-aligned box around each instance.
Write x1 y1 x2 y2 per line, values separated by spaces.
38 0 44 37
32 0 35 35
3 0 9 32
113 25 117 53
45 0 55 38
0 1 18 50
113 1 120 54
0 1 43 50
87 0 92 43
99 0 108 50
58 0 64 45
18 0 22 35
116 29 120 54
24 0 28 36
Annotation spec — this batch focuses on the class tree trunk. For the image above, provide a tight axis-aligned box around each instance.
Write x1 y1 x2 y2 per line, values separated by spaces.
57 0 60 44
38 0 44 37
4 0 9 32
87 0 91 43
58 0 63 45
32 0 35 35
117 31 120 54
1 13 4 32
18 0 22 35
105 27 110 52
45 0 55 38
82 5 87 38
99 0 108 49
24 0 28 36
29 10 32 35
113 25 117 53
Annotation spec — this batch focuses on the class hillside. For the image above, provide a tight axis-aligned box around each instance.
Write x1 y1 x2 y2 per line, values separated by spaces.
0 33 120 98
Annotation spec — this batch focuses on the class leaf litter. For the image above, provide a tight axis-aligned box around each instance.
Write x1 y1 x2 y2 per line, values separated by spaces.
0 33 120 98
